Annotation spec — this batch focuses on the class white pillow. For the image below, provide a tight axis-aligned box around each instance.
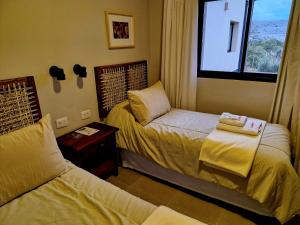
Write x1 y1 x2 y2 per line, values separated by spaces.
0 114 66 206
128 81 171 126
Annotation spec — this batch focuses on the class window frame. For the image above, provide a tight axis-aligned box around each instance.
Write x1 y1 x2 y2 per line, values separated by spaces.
197 0 278 83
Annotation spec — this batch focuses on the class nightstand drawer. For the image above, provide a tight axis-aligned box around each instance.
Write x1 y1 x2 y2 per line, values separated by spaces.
80 137 115 170
98 136 115 148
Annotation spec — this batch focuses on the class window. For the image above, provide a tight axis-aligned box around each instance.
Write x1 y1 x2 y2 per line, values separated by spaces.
228 21 239 53
198 0 292 82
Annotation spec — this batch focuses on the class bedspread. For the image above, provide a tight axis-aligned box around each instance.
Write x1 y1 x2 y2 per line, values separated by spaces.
0 162 156 225
107 101 300 224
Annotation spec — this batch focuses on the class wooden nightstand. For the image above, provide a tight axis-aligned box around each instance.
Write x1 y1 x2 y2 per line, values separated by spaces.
57 122 119 179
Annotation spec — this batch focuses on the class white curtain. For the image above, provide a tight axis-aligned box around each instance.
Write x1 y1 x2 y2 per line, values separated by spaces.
269 0 300 175
161 0 198 110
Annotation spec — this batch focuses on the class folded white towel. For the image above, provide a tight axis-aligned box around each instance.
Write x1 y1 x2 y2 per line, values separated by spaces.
217 118 264 136
199 122 265 177
219 112 248 127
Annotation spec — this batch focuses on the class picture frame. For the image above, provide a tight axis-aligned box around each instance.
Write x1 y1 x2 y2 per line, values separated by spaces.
105 12 135 49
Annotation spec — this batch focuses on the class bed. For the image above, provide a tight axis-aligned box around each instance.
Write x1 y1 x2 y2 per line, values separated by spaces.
0 76 206 225
94 61 300 224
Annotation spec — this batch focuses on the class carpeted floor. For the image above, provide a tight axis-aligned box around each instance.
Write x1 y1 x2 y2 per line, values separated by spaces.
107 167 300 225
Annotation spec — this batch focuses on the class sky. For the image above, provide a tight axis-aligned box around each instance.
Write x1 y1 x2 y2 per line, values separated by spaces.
252 0 293 21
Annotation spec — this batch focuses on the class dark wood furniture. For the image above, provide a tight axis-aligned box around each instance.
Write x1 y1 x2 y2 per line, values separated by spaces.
57 122 119 179
0 76 42 135
94 60 148 118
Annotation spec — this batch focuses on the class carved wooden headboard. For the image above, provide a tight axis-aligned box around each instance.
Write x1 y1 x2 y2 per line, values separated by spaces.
0 76 42 135
94 60 148 118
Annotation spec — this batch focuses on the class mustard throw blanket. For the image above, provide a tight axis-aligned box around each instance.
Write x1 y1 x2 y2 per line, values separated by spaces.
199 120 266 178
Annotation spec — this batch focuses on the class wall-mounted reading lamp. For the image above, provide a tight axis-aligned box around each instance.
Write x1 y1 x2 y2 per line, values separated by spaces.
73 64 87 78
49 66 65 80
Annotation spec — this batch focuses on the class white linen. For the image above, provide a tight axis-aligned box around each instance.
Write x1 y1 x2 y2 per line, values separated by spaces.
128 81 171 126
142 206 207 225
217 118 265 136
0 114 66 206
199 122 266 177
219 112 247 127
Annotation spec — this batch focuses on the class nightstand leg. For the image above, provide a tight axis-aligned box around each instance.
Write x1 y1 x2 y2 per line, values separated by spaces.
112 139 119 176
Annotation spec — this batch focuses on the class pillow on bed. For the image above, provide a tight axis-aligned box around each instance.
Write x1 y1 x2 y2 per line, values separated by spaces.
0 114 66 206
128 81 171 126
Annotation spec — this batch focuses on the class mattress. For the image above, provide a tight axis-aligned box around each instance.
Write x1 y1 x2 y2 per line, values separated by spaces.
106 100 300 224
0 161 156 225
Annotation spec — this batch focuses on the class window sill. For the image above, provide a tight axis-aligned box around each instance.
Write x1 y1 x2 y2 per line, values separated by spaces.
197 71 277 83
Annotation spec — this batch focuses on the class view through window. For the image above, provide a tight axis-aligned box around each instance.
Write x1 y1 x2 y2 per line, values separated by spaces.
200 0 246 72
245 0 292 73
198 0 293 81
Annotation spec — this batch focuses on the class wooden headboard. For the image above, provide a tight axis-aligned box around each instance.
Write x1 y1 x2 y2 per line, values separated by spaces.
0 76 42 135
94 60 148 117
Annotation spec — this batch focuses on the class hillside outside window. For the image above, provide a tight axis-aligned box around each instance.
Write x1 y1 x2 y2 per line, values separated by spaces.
198 0 292 82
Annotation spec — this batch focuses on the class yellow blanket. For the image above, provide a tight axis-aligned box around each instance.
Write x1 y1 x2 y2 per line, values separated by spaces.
142 206 207 225
107 101 300 224
199 120 266 178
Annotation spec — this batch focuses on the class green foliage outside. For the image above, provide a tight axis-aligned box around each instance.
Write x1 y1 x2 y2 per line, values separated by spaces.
245 39 284 73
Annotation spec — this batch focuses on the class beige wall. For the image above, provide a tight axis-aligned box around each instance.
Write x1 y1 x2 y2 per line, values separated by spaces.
197 78 276 120
0 0 149 136
0 0 277 137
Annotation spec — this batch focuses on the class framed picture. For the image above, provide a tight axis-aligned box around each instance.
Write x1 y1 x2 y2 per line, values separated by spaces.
105 12 135 49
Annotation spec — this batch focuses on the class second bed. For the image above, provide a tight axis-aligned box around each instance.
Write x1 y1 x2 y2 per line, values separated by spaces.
106 100 300 224
94 60 300 224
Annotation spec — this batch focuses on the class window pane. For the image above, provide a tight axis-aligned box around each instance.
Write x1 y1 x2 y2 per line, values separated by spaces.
245 0 292 73
201 0 246 72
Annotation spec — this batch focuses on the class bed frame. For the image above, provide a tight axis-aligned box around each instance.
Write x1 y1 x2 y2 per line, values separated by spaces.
94 60 147 118
0 76 42 135
94 60 273 217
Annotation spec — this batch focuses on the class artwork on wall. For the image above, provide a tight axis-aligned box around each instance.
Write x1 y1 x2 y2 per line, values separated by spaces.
105 12 135 49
